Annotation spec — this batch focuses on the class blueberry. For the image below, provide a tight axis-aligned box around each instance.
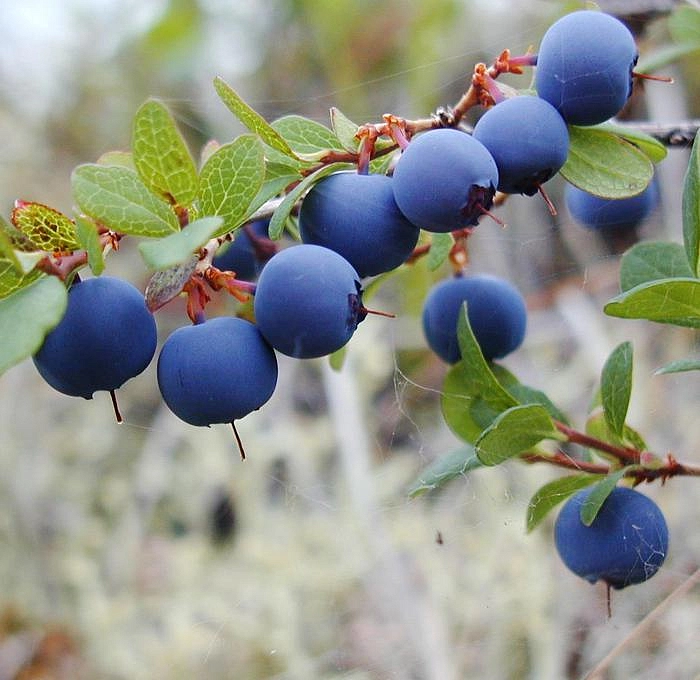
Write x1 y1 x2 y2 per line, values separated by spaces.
299 172 420 277
253 244 365 359
535 10 638 126
157 316 278 426
213 219 272 281
33 276 157 399
472 95 569 196
555 486 669 589
566 180 658 231
422 274 527 363
392 128 499 232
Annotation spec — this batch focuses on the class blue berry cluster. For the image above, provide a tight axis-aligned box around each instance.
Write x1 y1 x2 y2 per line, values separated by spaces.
30 10 652 459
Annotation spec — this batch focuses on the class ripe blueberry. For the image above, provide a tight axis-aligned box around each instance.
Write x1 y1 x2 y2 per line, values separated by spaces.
213 219 273 281
253 244 366 359
157 316 278 426
535 10 638 126
472 95 569 195
299 172 420 277
422 274 527 363
555 486 669 589
33 276 157 399
392 128 499 232
566 180 658 231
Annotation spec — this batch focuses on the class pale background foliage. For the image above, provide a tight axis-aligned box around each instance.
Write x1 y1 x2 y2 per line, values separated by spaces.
0 1 699 678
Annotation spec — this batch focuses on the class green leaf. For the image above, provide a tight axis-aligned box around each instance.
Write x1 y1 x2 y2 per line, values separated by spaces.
0 276 68 376
441 365 494 444
585 410 648 458
328 345 347 371
654 358 700 375
580 469 629 526
96 150 135 170
0 260 41 299
268 162 354 240
72 164 180 237
75 216 105 276
456 303 519 412
144 256 198 312
605 277 700 327
11 201 79 252
505 382 570 425
246 172 301 221
0 225 22 273
526 474 600 533
139 216 223 271
198 134 266 237
619 241 694 292
426 233 452 271
601 341 633 438
591 122 667 164
329 107 361 152
561 126 654 199
213 77 298 159
132 98 199 206
408 446 483 498
0 214 36 252
682 133 700 276
271 115 345 160
475 404 562 466
637 42 700 75
668 4 700 45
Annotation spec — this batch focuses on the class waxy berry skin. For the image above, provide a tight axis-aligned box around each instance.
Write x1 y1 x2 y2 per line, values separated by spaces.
555 486 669 589
299 172 420 277
392 128 499 232
472 95 570 195
535 10 638 126
33 276 157 399
157 316 278 426
253 244 366 359
422 274 527 364
566 180 658 231
213 219 271 281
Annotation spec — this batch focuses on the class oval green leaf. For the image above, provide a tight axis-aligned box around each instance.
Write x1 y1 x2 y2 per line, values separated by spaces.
132 98 199 206
408 446 482 498
271 115 346 158
456 304 519 413
601 341 633 438
475 404 561 466
72 164 180 237
605 277 700 327
213 77 298 160
75 216 105 276
0 275 68 376
619 241 694 292
526 474 600 533
591 122 667 164
426 233 453 271
579 469 630 526
198 134 266 237
11 201 79 252
561 126 654 199
139 216 223 271
682 132 700 276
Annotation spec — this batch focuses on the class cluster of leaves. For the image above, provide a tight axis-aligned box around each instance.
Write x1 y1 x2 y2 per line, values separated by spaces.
409 132 700 529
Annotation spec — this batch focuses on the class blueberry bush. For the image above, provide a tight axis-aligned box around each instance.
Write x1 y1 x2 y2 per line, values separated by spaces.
2 2 700 675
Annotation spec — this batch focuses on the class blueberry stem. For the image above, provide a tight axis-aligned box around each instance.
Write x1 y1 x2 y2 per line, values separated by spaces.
230 421 246 461
109 389 123 424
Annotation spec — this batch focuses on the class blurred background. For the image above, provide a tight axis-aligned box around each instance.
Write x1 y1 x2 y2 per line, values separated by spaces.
1 0 699 678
